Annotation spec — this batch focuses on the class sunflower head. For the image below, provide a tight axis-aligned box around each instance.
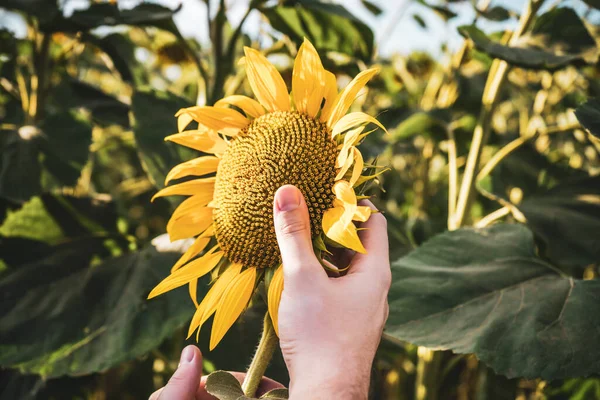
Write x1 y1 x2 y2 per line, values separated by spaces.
148 39 387 350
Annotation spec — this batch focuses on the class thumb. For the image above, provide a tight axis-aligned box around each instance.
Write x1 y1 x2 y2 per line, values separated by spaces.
273 185 326 291
151 345 202 400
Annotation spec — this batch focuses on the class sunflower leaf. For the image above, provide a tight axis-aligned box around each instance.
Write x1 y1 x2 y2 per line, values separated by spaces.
386 224 600 379
205 371 244 400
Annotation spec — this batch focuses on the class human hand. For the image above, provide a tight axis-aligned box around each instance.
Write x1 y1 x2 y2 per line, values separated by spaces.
273 185 391 400
149 345 283 400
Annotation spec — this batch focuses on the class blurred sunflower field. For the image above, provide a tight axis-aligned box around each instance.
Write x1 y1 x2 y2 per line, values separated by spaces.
1 0 600 399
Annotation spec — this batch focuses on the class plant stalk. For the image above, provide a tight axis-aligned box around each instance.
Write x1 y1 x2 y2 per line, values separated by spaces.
450 0 545 230
242 313 278 397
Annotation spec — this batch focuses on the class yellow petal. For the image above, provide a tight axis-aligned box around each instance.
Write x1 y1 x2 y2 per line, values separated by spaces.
171 233 212 273
333 180 357 207
326 68 379 128
243 47 290 112
176 106 248 136
151 177 216 201
167 206 213 241
215 95 266 119
268 265 284 336
335 146 354 180
177 112 194 133
293 38 325 118
320 71 338 122
349 148 364 187
187 263 243 339
189 279 198 307
165 156 219 185
166 129 228 155
353 205 372 222
169 193 214 221
148 248 223 299
332 112 387 138
210 267 257 350
322 207 366 254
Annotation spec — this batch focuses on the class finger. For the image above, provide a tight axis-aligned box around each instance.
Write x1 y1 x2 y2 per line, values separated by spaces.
273 185 327 291
348 201 390 283
198 373 285 399
155 345 202 400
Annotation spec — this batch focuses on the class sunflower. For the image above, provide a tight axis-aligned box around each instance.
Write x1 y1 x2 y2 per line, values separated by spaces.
148 39 386 350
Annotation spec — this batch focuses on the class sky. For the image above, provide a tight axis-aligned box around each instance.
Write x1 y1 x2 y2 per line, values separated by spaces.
0 0 597 58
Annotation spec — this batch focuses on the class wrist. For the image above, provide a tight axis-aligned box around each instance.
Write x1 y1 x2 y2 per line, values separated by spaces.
288 359 370 400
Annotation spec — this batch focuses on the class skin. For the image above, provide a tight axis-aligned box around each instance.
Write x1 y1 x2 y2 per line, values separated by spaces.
150 185 391 400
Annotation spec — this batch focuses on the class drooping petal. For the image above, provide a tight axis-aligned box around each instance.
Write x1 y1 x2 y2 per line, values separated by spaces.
322 206 366 254
243 47 290 112
177 112 194 133
293 39 325 118
147 247 223 299
215 95 266 119
267 265 284 336
165 130 228 155
187 263 243 339
326 68 379 128
320 71 338 122
349 147 364 187
333 180 357 207
353 205 372 222
151 177 216 201
176 106 249 136
165 156 219 185
335 146 354 180
189 279 198 307
210 267 257 350
167 206 213 241
332 112 387 138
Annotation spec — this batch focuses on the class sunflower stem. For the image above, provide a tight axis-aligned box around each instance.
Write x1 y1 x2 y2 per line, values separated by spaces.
242 312 278 397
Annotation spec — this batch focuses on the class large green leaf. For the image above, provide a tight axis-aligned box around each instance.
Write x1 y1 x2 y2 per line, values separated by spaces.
0 244 199 378
83 32 143 85
386 224 600 379
575 98 600 139
520 176 600 269
458 25 591 71
260 0 374 61
0 129 41 203
39 111 93 187
50 78 130 127
131 89 195 189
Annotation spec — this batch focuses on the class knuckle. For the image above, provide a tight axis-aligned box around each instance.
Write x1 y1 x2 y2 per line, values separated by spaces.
380 267 392 290
277 213 309 237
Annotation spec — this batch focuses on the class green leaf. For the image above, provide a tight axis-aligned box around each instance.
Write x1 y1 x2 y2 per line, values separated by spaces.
0 0 62 28
389 111 448 142
0 196 63 243
83 32 143 85
476 6 512 22
413 14 427 29
458 25 590 71
386 224 600 379
39 111 93 187
260 0 374 61
520 176 600 268
361 0 383 16
0 244 199 378
131 89 195 189
417 0 457 21
528 8 596 55
260 388 289 399
575 98 600 138
205 371 245 400
0 129 41 203
51 78 130 127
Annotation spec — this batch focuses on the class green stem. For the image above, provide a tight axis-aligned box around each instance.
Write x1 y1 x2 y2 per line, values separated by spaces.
450 0 545 230
242 313 278 397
